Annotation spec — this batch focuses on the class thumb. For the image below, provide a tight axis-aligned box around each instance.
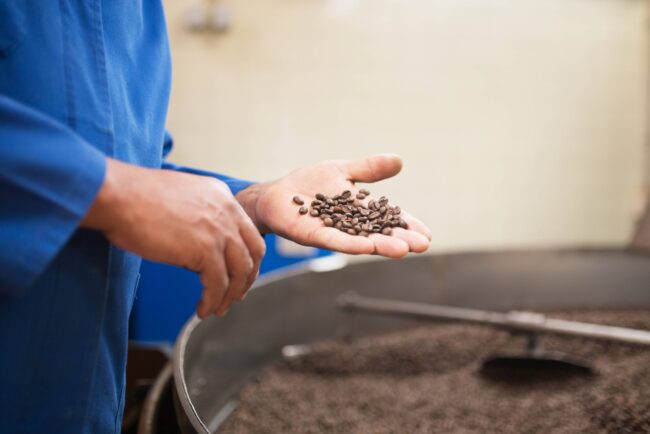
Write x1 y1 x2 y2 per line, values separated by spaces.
345 154 403 183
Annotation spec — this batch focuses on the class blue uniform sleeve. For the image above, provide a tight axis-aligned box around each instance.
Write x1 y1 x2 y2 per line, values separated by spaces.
0 96 106 296
160 131 254 196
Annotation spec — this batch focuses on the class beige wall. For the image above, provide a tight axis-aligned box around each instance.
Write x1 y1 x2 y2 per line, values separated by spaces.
163 0 649 252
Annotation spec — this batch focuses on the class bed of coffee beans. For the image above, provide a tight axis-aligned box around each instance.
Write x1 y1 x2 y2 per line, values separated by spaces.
220 309 650 434
292 189 407 236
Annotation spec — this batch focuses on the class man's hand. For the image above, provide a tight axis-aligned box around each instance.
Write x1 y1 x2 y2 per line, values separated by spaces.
82 158 266 318
236 154 432 257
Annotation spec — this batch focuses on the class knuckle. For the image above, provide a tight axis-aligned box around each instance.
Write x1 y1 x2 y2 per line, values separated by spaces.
243 257 254 275
253 238 266 259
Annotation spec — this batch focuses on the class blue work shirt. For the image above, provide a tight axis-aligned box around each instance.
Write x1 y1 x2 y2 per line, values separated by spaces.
0 2 252 432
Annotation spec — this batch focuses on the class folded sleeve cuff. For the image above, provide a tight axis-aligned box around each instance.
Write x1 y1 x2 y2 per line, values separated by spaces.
0 96 107 296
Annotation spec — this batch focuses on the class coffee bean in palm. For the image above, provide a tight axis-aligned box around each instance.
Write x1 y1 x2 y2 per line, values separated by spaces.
297 189 406 237
299 206 308 215
293 196 304 205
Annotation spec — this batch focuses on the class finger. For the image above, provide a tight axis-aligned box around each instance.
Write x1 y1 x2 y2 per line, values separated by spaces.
345 154 403 183
391 227 430 253
400 211 432 240
368 233 410 258
306 227 375 255
216 240 254 316
196 255 230 319
238 220 266 300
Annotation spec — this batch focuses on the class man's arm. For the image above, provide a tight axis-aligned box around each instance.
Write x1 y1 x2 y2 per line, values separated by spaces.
0 96 106 296
0 101 264 318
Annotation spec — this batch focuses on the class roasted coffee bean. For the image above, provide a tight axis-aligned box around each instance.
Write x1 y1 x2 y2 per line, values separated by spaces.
299 206 308 215
356 193 366 200
352 199 362 207
399 219 408 228
351 218 359 225
379 206 387 214
293 196 305 205
310 209 320 217
335 221 343 229
323 217 334 227
359 188 370 195
369 211 381 220
326 198 335 205
315 193 326 200
311 200 323 207
342 190 352 198
332 206 343 214
359 208 370 216
381 227 392 236
346 228 357 236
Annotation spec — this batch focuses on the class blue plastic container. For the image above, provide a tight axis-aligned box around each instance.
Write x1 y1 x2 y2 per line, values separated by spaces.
129 234 331 343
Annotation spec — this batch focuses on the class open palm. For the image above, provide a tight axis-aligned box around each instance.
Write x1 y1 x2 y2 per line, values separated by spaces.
240 155 431 258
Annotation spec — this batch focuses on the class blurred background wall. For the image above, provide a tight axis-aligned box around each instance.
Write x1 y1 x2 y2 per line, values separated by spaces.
162 0 649 252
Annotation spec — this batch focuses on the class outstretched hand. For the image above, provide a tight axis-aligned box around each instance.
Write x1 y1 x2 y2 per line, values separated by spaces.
237 154 432 258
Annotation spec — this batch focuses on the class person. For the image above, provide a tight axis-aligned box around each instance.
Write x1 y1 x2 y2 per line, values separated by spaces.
0 2 432 433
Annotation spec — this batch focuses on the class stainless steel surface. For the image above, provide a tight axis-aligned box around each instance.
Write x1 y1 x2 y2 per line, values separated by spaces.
157 248 650 434
137 364 173 434
338 293 650 346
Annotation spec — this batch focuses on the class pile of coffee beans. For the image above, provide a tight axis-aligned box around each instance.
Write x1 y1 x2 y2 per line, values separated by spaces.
291 189 407 236
220 309 650 434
